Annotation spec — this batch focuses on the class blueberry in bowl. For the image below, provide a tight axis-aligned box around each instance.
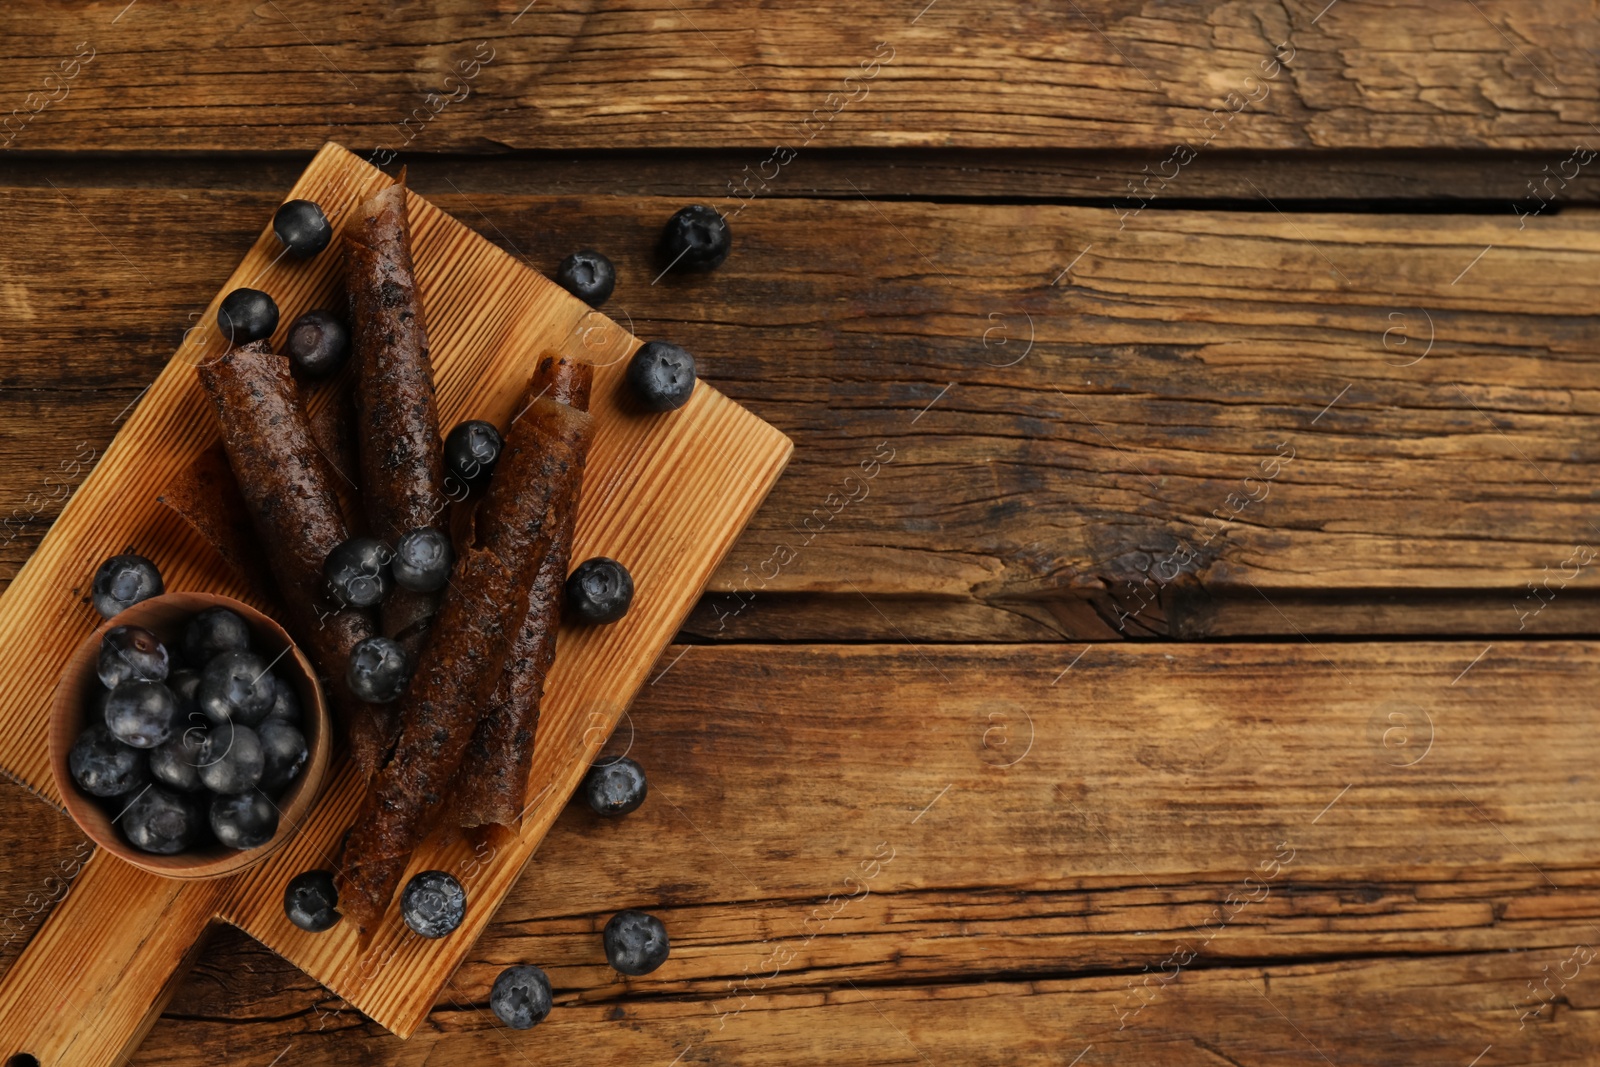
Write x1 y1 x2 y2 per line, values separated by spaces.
50 588 330 879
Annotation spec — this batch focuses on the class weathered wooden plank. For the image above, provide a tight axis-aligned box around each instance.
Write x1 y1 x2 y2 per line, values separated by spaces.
0 1 1595 152
103 641 1600 1063
3 187 1598 638
6 149 1600 207
129 958 1600 1066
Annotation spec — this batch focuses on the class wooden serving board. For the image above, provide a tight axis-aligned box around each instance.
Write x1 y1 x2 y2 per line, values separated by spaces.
0 143 791 1064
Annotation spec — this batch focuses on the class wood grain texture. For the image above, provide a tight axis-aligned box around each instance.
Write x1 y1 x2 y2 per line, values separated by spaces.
9 149 1600 207
111 641 1600 1064
1 185 1597 640
0 1 1596 152
0 142 790 1063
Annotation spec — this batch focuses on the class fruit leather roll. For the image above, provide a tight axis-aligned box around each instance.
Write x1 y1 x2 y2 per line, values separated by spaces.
337 355 594 933
448 404 589 828
196 340 396 772
344 176 448 654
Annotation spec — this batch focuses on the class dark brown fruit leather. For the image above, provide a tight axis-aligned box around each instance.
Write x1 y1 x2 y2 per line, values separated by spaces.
195 340 395 773
335 355 593 933
344 178 447 654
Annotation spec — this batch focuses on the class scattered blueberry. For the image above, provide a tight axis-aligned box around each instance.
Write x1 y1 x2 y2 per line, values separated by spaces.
217 288 280 347
401 870 466 939
264 676 301 724
90 553 163 619
149 727 207 792
391 527 454 593
197 722 265 794
603 910 670 976
324 537 392 609
490 964 553 1030
69 723 148 797
210 789 279 850
257 718 309 793
285 309 350 377
443 420 502 493
346 636 410 703
182 606 251 665
121 788 205 855
273 199 333 257
97 625 170 689
198 650 277 726
581 757 648 817
555 250 616 305
104 680 179 749
626 341 696 411
284 870 341 932
565 557 634 624
659 204 731 271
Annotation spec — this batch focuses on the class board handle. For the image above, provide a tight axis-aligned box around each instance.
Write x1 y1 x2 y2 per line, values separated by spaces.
0 849 220 1067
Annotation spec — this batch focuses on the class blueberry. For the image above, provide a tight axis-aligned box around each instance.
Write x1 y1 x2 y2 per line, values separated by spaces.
346 636 410 703
121 787 205 855
182 607 251 665
555 250 616 305
400 870 466 938
257 718 309 793
197 721 265 794
392 527 453 594
603 910 670 976
210 789 279 850
104 680 179 749
490 964 553 1030
286 309 350 377
149 727 206 792
273 199 332 257
284 870 341 932
443 420 502 493
97 625 170 689
659 204 731 271
90 553 163 619
264 676 301 724
324 536 392 609
581 757 648 817
565 557 634 624
69 723 149 797
626 341 696 411
198 649 277 726
217 288 279 347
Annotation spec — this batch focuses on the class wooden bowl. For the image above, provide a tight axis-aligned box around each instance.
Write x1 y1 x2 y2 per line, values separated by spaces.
48 591 330 880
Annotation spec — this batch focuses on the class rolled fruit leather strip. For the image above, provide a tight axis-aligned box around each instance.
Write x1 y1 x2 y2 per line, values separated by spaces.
335 355 594 933
195 340 395 774
343 175 448 658
448 360 594 827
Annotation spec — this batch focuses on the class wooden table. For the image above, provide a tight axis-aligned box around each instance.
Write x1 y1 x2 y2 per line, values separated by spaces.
1 3 1597 1063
